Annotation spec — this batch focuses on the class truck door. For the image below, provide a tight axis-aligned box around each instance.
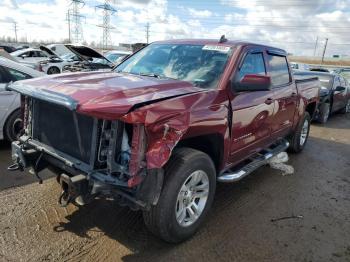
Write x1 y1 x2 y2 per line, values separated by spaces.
229 48 275 165
266 51 298 138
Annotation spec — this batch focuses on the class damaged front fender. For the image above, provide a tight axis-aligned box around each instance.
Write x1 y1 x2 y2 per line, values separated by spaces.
123 90 230 174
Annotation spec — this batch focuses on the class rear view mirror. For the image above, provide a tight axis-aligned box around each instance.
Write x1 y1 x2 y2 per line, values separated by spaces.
234 74 271 92
335 86 346 92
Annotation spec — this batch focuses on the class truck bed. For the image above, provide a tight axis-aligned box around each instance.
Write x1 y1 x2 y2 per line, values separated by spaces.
295 77 320 103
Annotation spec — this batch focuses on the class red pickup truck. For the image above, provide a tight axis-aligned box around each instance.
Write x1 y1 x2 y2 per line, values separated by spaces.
8 38 320 243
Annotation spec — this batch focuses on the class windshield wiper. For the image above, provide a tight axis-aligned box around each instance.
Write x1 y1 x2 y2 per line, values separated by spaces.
139 72 162 78
114 71 177 80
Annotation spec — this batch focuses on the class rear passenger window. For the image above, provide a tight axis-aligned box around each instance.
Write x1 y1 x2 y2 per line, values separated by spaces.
238 53 266 80
267 54 290 86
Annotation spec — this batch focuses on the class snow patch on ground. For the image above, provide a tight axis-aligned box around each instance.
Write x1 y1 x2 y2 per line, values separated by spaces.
268 152 294 175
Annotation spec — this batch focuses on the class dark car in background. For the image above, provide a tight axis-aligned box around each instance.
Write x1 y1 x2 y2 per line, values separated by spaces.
294 71 350 123
0 45 17 53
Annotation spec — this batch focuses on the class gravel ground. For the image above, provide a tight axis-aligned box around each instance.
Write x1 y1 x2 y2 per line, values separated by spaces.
0 113 349 262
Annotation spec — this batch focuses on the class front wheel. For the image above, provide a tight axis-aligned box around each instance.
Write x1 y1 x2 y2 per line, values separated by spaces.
288 112 311 153
143 148 216 243
4 109 23 142
340 99 350 114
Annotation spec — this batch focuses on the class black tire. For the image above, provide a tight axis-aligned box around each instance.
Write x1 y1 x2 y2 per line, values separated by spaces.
339 99 350 114
318 102 330 124
47 67 60 75
287 112 311 153
4 109 23 142
143 147 216 243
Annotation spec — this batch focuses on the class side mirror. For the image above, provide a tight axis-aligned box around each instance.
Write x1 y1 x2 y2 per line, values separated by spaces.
234 74 271 92
335 86 345 92
5 81 13 91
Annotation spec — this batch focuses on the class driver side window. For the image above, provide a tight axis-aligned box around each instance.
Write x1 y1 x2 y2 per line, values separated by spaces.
238 53 266 80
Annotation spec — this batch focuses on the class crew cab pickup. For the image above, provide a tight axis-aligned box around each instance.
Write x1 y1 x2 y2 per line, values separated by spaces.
8 39 320 243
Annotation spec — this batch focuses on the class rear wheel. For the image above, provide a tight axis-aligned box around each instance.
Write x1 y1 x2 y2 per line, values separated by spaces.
47 67 60 75
143 148 216 243
318 102 330 124
288 112 311 153
4 110 23 142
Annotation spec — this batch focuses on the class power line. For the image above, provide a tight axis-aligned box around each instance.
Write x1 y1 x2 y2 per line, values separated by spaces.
13 21 18 43
145 22 150 44
95 0 117 50
68 0 85 43
321 38 329 63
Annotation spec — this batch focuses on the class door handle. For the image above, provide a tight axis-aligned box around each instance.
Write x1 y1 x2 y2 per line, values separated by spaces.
264 98 274 105
291 92 297 97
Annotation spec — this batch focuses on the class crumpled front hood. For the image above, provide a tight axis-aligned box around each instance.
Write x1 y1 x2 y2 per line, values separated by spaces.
9 71 203 118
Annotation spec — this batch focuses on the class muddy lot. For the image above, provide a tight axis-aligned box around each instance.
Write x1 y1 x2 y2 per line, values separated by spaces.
0 114 349 262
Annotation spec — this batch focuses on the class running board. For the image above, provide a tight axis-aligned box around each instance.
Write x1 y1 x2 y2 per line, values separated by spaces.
217 139 290 183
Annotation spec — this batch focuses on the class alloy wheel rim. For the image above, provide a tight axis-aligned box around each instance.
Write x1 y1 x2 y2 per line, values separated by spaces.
175 170 209 227
300 119 309 146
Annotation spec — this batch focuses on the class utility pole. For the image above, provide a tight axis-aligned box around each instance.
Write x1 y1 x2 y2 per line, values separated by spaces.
68 0 85 43
321 38 328 64
13 22 18 43
67 10 71 43
313 36 318 57
95 0 116 51
145 22 150 44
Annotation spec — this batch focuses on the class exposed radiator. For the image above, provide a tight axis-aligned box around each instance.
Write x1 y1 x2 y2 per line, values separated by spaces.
32 99 95 163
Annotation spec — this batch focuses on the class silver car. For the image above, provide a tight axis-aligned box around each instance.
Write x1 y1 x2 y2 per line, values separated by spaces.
0 57 44 141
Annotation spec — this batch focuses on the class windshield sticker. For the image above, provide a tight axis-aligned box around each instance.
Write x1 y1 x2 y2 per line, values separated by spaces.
202 45 230 53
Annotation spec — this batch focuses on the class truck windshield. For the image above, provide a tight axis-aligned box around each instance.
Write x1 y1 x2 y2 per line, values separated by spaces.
115 43 232 89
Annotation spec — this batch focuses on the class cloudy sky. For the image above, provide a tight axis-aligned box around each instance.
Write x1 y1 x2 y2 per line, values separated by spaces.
1 0 350 56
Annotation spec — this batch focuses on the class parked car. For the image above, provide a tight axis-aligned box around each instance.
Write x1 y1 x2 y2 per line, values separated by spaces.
0 57 44 142
0 45 17 53
62 44 114 72
11 48 49 65
104 50 131 64
290 62 310 71
294 71 350 123
8 39 320 243
37 46 81 75
333 68 350 81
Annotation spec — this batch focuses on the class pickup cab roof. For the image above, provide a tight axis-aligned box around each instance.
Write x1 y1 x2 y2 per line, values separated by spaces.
153 39 287 55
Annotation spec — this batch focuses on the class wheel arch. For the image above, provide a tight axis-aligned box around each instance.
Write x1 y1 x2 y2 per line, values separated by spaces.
305 101 317 119
47 66 61 74
175 133 224 174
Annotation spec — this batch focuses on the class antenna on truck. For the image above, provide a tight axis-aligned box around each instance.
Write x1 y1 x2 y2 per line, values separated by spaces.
219 35 228 43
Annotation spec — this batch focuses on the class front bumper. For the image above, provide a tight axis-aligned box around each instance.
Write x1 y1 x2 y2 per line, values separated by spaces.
9 137 163 210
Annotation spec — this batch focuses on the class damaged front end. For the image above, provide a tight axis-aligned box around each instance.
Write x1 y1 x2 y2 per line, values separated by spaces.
9 96 163 210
